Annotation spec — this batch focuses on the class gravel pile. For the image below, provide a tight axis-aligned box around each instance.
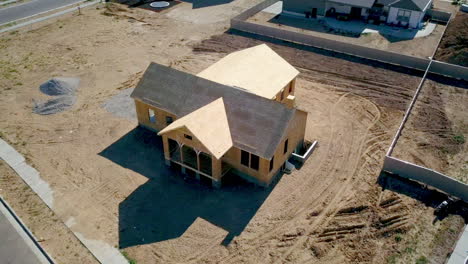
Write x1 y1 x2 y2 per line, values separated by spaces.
33 77 79 115
101 88 137 120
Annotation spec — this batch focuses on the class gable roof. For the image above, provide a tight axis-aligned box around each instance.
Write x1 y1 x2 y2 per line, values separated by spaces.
197 44 299 100
376 0 397 5
388 0 431 11
131 62 297 159
158 98 233 159
328 0 376 8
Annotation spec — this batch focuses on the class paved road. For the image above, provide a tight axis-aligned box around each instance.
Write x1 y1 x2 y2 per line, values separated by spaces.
0 199 51 264
0 0 84 25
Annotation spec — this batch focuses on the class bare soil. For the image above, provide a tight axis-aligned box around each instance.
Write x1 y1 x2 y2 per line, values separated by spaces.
434 12 468 67
393 76 468 183
0 2 465 264
248 10 445 58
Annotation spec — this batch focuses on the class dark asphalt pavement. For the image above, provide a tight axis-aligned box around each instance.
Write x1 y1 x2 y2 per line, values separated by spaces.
0 0 85 25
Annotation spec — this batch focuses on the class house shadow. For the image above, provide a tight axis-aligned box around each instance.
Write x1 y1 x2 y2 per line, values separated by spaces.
112 0 233 10
268 15 418 42
179 0 234 9
377 171 468 223
98 126 276 248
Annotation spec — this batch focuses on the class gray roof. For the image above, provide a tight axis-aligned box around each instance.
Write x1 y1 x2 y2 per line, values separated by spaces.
376 0 398 5
131 62 297 159
329 0 376 8
388 0 431 11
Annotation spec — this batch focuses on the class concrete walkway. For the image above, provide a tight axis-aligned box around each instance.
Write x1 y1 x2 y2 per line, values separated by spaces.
0 138 127 264
0 197 53 264
447 224 468 264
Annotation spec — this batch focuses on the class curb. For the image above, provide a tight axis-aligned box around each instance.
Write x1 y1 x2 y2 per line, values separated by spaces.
0 0 20 7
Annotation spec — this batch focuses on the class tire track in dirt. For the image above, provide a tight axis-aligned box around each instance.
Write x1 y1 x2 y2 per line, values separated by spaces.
270 95 381 263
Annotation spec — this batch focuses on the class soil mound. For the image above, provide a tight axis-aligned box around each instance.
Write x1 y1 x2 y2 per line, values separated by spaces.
435 12 468 67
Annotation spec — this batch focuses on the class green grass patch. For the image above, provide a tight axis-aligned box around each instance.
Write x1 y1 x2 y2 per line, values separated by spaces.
121 251 137 264
416 256 428 264
453 134 465 145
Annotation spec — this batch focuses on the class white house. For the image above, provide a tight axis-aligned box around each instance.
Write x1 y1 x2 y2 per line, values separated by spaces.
383 0 433 28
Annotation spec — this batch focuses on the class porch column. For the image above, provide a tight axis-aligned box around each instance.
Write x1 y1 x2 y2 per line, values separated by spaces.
194 148 201 180
179 143 186 174
211 157 222 188
162 135 170 166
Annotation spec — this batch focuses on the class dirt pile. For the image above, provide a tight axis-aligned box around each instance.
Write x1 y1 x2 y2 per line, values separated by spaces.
435 12 468 66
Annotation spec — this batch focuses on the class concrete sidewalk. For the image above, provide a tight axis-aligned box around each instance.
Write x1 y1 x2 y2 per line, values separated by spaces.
0 197 53 264
0 139 54 207
447 224 468 264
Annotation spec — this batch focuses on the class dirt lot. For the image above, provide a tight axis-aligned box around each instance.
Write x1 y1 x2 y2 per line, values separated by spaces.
0 1 465 264
247 10 445 58
434 11 468 67
393 76 468 184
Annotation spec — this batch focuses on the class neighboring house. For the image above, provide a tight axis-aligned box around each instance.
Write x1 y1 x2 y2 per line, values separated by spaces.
381 0 433 28
283 0 375 20
282 0 432 28
131 44 308 188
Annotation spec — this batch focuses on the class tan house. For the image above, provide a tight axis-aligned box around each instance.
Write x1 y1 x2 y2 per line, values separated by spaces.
131 44 308 188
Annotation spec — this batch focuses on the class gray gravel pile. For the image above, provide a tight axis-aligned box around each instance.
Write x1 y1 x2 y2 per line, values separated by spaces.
33 77 80 115
101 88 137 121
39 77 79 96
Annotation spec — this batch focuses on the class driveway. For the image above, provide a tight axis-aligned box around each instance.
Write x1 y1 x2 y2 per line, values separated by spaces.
0 0 84 25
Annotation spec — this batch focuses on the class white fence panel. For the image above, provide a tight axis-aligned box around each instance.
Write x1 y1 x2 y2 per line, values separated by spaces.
383 156 468 202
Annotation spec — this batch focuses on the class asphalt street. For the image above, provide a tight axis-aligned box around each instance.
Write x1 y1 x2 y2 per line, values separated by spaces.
0 199 50 264
0 0 85 25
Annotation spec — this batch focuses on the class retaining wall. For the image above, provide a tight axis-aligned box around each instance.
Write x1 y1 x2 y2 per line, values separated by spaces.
429 60 468 80
427 9 451 23
383 156 468 202
233 0 278 20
